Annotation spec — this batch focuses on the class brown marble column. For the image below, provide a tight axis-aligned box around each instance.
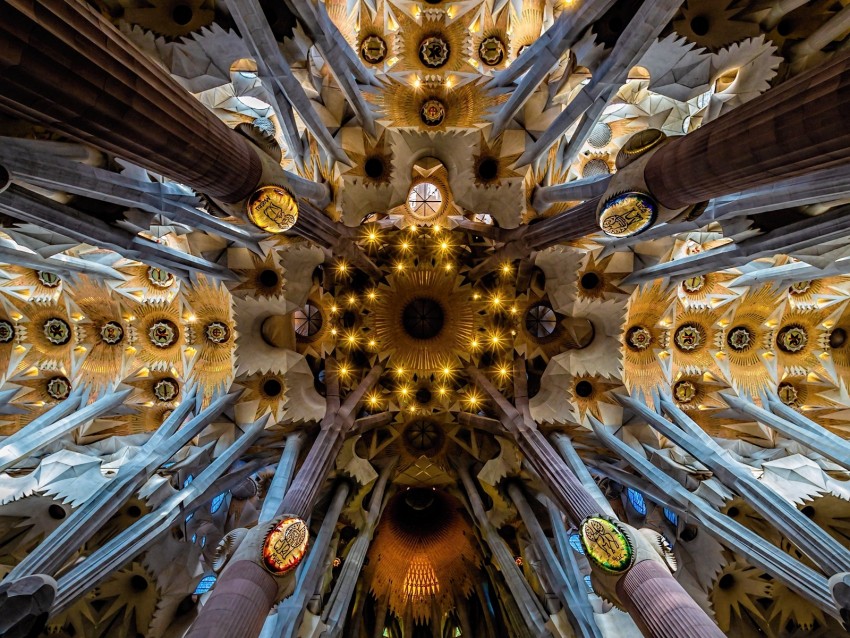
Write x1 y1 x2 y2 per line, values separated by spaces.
185 364 382 638
645 50 850 210
467 360 723 638
0 0 262 203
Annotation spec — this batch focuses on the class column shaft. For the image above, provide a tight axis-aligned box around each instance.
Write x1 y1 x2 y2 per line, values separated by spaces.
616 561 723 638
0 0 262 203
645 51 850 209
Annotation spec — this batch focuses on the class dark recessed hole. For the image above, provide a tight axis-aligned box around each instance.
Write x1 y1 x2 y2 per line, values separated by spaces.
172 4 193 25
830 328 847 349
342 311 357 329
726 506 739 518
176 595 196 615
263 378 283 397
777 18 794 36
258 269 279 288
127 505 142 518
718 573 735 590
48 504 66 520
680 525 698 542
581 272 601 290
130 575 149 592
608 17 624 31
575 380 593 398
690 16 710 36
364 157 385 179
415 387 432 404
477 158 498 182
402 298 444 340
802 505 815 518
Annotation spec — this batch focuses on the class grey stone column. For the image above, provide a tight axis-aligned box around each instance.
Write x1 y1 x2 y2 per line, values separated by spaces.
259 432 305 524
320 460 396 637
457 464 553 637
507 482 604 638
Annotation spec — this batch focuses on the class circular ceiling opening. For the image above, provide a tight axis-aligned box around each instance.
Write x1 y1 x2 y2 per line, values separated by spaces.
364 157 385 179
525 303 557 338
172 4 193 25
402 298 445 340
259 269 279 288
407 181 444 220
477 158 498 182
293 302 323 339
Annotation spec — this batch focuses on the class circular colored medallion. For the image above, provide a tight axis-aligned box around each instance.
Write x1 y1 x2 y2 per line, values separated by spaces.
43 318 71 345
262 517 310 575
674 324 703 351
598 192 657 238
789 280 812 295
777 325 808 353
153 378 179 402
149 320 179 348
205 321 231 344
626 325 652 350
46 376 71 400
100 321 124 345
673 380 697 403
360 35 387 63
778 382 799 406
147 267 175 289
580 517 633 573
420 100 446 126
726 326 753 352
419 36 450 68
682 275 705 293
0 320 15 344
478 36 505 66
247 186 298 233
37 271 61 288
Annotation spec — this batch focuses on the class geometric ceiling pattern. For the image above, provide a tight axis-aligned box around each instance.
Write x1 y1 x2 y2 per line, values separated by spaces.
0 1 850 638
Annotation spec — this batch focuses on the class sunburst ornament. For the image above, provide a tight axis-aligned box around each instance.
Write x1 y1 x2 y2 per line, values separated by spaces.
184 276 235 400
367 268 477 374
73 277 128 387
113 263 180 304
718 285 780 396
709 561 773 632
0 266 64 303
623 281 674 396
130 299 185 373
389 7 476 75
17 300 77 372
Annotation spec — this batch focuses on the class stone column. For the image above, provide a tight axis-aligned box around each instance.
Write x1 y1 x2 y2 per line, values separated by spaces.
467 361 724 638
0 0 264 203
274 482 350 638
507 482 603 638
457 464 552 637
258 432 305 524
320 460 395 637
644 51 850 209
185 363 381 638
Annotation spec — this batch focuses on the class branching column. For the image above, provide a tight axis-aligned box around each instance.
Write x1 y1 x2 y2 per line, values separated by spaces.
186 363 382 638
0 0 263 203
467 360 724 638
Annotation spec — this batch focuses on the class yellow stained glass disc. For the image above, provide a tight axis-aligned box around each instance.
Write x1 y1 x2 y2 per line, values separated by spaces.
247 186 298 233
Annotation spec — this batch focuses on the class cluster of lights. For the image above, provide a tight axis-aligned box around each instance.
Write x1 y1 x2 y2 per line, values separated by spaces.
316 228 532 415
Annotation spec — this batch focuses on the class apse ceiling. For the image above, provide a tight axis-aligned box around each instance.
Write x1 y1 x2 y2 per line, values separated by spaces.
1 0 850 637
